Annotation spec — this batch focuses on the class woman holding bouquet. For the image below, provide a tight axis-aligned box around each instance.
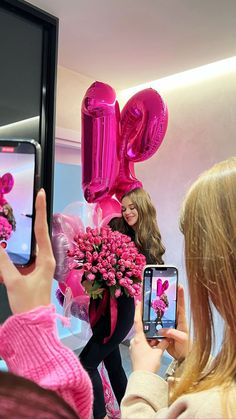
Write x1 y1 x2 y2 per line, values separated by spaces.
79 187 165 419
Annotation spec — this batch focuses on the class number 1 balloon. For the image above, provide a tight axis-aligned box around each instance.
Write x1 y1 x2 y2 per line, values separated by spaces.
81 81 120 203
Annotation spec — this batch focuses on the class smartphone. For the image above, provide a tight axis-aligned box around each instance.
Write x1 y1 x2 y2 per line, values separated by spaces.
142 265 178 339
0 139 41 267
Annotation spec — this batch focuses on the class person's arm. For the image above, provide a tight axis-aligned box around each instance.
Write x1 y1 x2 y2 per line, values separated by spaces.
121 370 168 418
120 301 169 417
122 376 224 419
0 305 92 419
121 292 189 418
0 189 93 419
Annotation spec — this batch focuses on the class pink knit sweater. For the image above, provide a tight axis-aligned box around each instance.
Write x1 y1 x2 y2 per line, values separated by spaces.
0 305 93 419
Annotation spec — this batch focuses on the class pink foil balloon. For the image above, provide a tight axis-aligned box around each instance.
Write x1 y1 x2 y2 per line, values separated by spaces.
115 88 168 200
113 160 143 202
0 173 14 194
93 196 121 226
0 172 14 205
156 278 169 297
53 213 84 242
52 213 85 282
81 81 120 203
52 232 71 282
81 82 168 205
120 88 168 162
64 269 85 297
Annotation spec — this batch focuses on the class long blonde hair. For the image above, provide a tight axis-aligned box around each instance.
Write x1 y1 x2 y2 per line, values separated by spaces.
171 157 236 413
122 188 165 264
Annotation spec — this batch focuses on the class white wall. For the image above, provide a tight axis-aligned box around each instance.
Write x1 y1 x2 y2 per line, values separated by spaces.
56 65 93 133
118 71 236 306
55 66 94 163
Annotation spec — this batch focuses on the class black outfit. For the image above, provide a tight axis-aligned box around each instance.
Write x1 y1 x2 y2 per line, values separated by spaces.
79 294 134 419
108 217 158 264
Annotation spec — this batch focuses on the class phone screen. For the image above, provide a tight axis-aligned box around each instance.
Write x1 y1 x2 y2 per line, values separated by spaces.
0 140 41 266
143 265 178 339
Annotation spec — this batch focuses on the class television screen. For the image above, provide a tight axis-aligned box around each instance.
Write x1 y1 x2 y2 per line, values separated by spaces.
0 7 42 138
0 0 58 323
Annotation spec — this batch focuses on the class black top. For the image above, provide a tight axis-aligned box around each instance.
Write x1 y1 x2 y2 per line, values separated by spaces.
108 217 157 264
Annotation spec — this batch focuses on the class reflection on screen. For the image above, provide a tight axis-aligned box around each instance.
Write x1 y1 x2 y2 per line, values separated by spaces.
143 267 178 338
0 151 34 264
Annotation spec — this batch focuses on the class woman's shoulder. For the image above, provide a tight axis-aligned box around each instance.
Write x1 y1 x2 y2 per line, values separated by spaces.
168 384 236 418
121 370 236 418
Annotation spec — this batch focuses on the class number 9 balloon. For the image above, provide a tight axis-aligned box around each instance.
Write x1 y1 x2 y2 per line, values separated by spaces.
81 82 168 204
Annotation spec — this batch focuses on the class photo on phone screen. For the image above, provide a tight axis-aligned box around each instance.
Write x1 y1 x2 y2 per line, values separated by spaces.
142 265 178 339
0 139 41 266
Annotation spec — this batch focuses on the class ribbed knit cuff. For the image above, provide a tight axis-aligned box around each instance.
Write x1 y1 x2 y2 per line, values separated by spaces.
0 305 93 419
0 305 63 378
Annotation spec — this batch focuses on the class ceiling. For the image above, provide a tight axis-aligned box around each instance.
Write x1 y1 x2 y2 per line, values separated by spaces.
27 0 236 90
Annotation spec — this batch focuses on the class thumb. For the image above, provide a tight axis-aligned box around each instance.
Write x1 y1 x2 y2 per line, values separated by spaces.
134 301 144 335
177 285 186 321
157 339 169 353
159 328 187 343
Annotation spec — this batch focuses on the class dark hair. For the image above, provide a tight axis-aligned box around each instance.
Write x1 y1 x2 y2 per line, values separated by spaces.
0 371 79 418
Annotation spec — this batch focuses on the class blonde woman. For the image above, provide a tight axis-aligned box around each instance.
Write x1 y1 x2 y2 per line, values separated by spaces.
121 157 236 418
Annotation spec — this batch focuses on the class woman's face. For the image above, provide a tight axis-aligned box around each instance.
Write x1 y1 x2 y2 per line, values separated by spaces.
121 196 139 228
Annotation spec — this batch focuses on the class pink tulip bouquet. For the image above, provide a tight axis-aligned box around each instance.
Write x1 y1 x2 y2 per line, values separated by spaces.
0 216 12 241
151 298 168 316
68 226 146 300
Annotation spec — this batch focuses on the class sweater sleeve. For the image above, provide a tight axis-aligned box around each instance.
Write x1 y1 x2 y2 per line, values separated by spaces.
0 305 93 419
121 370 227 419
121 370 168 418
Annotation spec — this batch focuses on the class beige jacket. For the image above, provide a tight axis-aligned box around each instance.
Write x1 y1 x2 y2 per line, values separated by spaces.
121 370 236 418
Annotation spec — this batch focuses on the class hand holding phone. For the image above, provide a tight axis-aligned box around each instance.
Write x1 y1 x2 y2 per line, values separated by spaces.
0 139 41 267
0 189 55 314
142 265 178 339
159 285 189 362
129 301 169 373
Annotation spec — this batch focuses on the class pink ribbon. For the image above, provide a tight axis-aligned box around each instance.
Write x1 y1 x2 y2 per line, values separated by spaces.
89 289 118 343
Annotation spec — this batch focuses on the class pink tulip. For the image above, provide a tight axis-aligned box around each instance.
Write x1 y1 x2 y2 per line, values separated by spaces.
115 289 121 298
87 273 95 281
